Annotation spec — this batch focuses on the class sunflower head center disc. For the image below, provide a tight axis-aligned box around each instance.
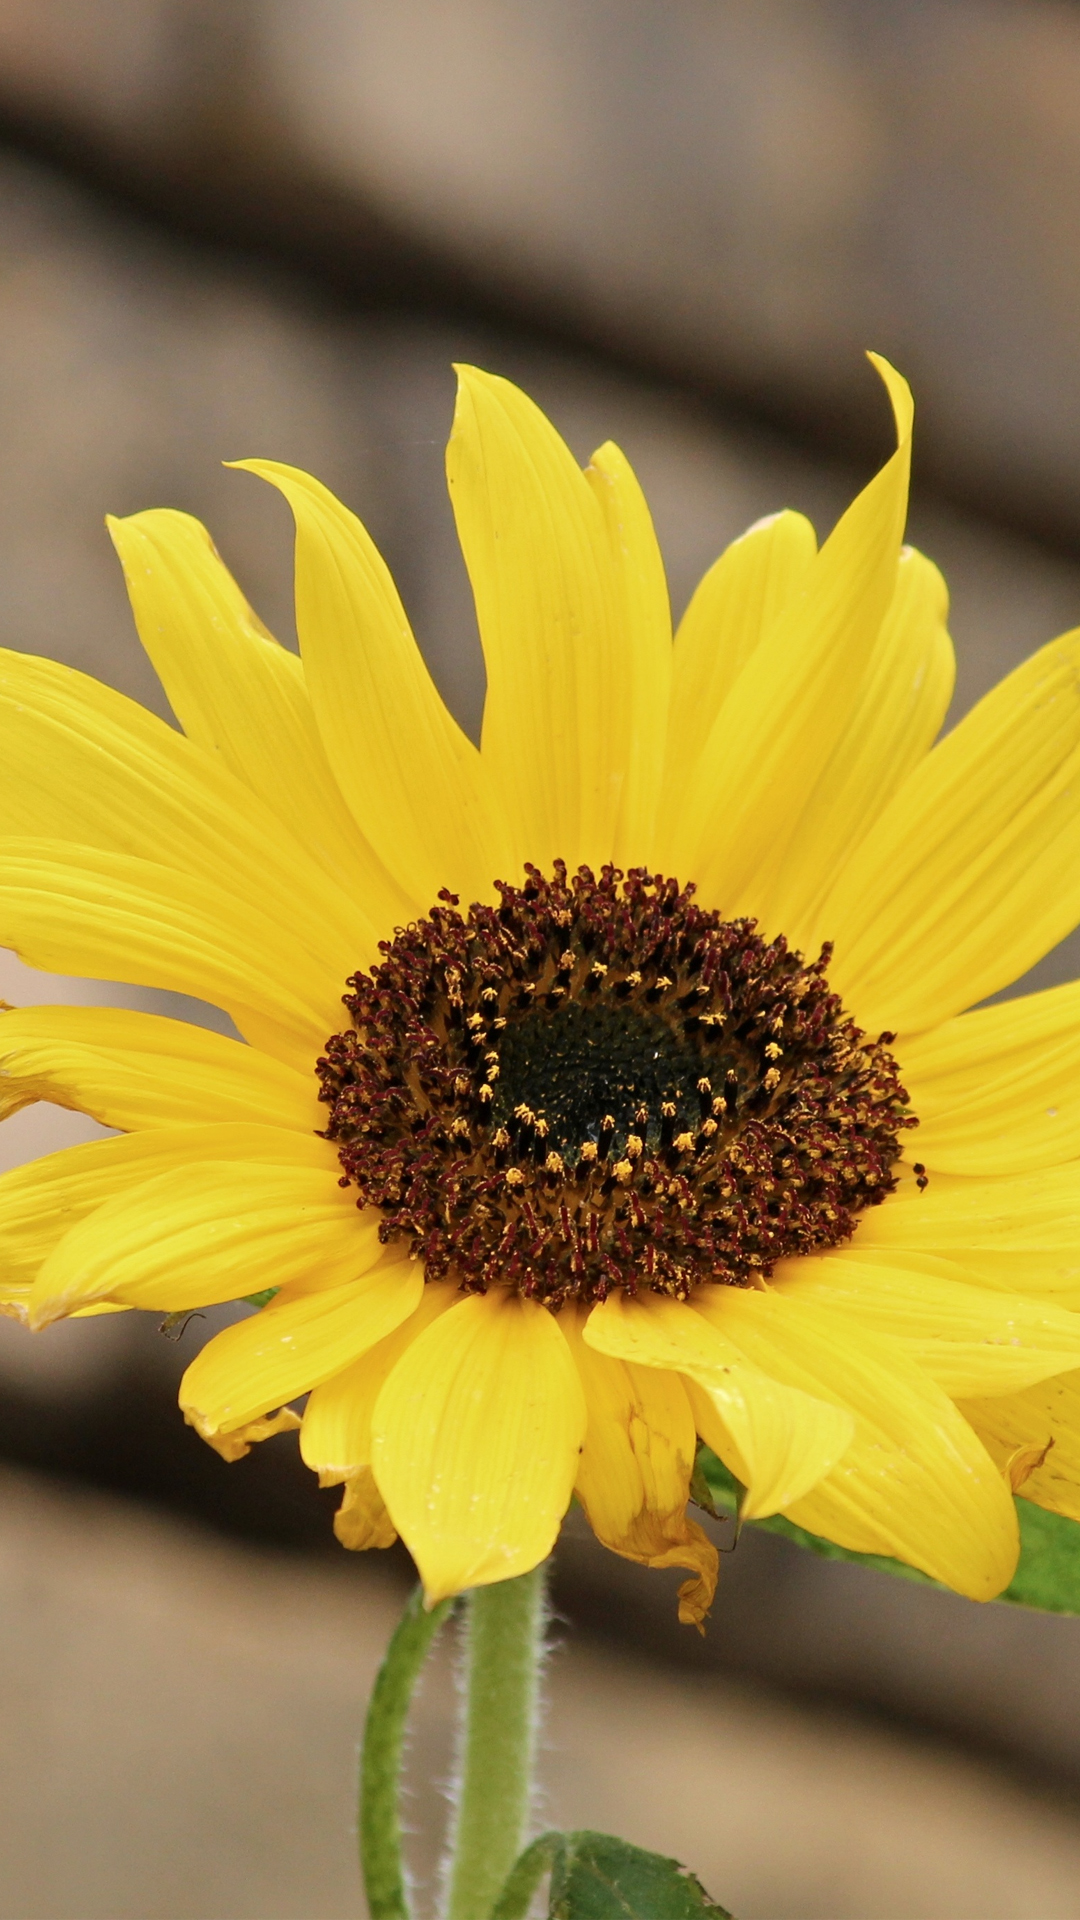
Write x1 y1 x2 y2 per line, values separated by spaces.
316 862 915 1306
491 1000 703 1161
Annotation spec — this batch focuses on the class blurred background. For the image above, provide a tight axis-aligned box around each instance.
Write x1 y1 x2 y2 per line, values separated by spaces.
3 4 1080 1915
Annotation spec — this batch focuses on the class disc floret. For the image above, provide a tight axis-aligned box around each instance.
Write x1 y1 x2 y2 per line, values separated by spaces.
316 864 914 1306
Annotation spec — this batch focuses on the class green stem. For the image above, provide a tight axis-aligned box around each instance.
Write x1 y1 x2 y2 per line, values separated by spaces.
360 1585 454 1920
443 1565 548 1920
489 1833 562 1920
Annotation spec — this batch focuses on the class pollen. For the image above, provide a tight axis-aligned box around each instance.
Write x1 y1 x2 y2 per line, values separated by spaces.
316 862 915 1307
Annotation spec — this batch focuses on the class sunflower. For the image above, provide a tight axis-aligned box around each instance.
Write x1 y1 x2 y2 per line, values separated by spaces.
2 356 1080 1628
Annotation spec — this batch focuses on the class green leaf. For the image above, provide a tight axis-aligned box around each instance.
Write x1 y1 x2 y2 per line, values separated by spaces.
241 1287 279 1310
693 1444 1080 1615
491 1832 734 1920
548 1831 733 1918
1004 1497 1080 1613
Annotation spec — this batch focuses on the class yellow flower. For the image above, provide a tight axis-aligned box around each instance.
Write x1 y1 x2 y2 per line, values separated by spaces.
3 357 1080 1626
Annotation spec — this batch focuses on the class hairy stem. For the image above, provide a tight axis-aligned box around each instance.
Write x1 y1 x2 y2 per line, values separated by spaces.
443 1565 548 1920
360 1585 454 1920
490 1832 562 1919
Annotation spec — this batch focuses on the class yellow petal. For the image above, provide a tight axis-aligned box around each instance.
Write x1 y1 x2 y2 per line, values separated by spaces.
664 355 912 913
0 839 337 1073
0 648 377 975
834 1236 1080 1311
661 511 817 842
181 1256 424 1439
1004 1438 1054 1494
584 440 672 864
300 1279 460 1478
583 1288 853 1519
960 1372 1080 1523
446 367 624 875
332 1467 398 1550
856 1163 1080 1279
0 1121 331 1318
233 460 504 907
108 507 413 929
561 1307 716 1627
697 1285 1019 1598
200 1407 302 1463
0 1005 317 1132
772 1252 1080 1397
767 546 955 944
901 981 1080 1176
821 624 1080 1034
29 1159 381 1324
371 1288 586 1602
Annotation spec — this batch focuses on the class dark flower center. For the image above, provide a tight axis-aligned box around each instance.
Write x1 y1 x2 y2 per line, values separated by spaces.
316 863 914 1307
491 999 703 1161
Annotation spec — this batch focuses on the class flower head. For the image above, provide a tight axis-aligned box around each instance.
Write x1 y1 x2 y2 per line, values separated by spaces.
317 862 910 1304
3 356 1080 1623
